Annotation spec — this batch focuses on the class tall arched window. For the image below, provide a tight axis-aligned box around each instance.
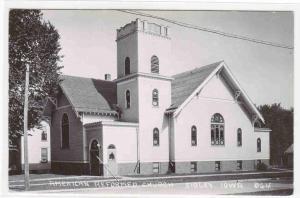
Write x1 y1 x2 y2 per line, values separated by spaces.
151 55 159 74
41 130 47 141
257 138 261 152
211 113 225 145
152 89 159 106
191 126 197 146
61 113 69 149
125 90 130 109
237 128 242 146
153 128 160 146
125 57 130 75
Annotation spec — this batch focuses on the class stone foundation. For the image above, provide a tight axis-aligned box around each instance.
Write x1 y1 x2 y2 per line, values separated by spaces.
51 162 90 175
21 162 51 174
51 159 269 175
175 160 269 174
115 162 169 176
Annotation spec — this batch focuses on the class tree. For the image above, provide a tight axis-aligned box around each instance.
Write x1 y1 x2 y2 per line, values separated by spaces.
9 10 63 141
257 103 293 165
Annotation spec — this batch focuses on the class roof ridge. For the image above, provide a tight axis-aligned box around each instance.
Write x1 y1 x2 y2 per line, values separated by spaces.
172 61 223 78
61 74 107 82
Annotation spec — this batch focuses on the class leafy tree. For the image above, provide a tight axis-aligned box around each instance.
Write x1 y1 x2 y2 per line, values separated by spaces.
257 103 293 165
9 10 63 141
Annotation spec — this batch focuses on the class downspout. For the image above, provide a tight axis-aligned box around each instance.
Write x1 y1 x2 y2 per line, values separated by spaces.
168 114 171 164
136 127 140 173
82 113 87 164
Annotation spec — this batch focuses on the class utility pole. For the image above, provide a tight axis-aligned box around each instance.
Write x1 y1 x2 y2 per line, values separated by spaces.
23 64 30 190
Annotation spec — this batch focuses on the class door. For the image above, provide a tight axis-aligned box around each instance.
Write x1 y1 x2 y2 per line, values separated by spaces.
107 144 118 176
90 140 103 176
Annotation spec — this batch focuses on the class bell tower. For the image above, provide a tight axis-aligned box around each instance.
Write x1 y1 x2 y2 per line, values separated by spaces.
115 18 172 122
116 18 171 78
114 18 172 169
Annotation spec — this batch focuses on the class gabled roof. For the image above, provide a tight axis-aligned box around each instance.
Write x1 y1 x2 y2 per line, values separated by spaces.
170 61 222 109
168 61 265 123
60 75 117 114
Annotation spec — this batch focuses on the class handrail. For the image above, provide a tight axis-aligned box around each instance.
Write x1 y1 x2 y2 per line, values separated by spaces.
96 155 119 182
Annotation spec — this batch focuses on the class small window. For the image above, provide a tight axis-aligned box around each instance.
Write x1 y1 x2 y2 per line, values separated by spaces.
109 153 115 160
257 138 261 152
153 128 160 146
61 113 69 149
41 131 47 141
153 162 159 174
190 162 197 173
125 90 130 109
237 128 242 146
191 126 197 146
151 55 159 74
215 161 221 171
237 160 242 170
152 89 159 106
125 57 130 75
41 148 48 163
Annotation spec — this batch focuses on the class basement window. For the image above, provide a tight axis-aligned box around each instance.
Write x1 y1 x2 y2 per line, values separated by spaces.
215 161 221 171
237 160 242 170
41 148 48 163
190 162 197 173
153 162 159 174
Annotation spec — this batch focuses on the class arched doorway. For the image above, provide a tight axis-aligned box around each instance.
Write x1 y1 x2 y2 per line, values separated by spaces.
89 140 103 176
107 144 118 176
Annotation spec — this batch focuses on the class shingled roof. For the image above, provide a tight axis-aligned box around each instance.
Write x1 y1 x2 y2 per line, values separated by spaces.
60 75 117 114
169 61 222 109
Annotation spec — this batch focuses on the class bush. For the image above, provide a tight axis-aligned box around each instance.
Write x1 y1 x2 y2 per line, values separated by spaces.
257 162 268 171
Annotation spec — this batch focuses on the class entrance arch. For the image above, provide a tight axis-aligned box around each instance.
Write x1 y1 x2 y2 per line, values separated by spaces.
89 139 103 176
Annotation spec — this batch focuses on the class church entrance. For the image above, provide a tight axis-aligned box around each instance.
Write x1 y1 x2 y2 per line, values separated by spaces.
90 140 103 176
107 144 118 176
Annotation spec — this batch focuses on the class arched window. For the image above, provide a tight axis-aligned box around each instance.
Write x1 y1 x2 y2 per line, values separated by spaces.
153 128 160 146
125 57 130 75
41 131 47 141
91 140 99 150
152 89 159 106
151 55 159 74
257 138 261 152
125 90 130 109
237 128 242 146
108 144 116 149
211 113 225 145
191 126 197 146
109 153 115 160
61 113 69 149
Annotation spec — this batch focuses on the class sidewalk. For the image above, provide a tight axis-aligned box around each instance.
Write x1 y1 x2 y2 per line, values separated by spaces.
9 169 293 192
10 168 292 182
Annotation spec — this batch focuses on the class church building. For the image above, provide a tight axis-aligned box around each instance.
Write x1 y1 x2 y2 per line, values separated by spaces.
44 18 270 176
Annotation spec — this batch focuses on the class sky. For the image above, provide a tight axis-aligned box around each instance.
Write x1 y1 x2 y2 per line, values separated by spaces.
42 10 294 108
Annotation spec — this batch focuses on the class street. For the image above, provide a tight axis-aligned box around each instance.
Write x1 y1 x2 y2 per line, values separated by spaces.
9 170 293 195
